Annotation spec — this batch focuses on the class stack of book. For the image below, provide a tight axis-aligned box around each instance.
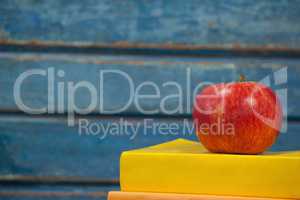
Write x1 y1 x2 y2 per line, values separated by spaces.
108 139 300 200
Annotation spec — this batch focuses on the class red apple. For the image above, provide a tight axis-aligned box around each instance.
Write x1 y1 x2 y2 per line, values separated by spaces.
192 82 282 154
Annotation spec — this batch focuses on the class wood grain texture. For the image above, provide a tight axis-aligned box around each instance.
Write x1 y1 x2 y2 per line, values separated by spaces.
0 52 297 116
0 184 118 200
1 0 300 50
1 1 300 198
0 193 106 200
0 114 196 179
0 114 299 180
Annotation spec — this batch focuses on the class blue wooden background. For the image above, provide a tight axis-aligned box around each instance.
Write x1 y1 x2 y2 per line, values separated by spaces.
1 1 300 199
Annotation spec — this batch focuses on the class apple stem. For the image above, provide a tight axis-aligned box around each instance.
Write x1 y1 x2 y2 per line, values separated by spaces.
239 74 246 82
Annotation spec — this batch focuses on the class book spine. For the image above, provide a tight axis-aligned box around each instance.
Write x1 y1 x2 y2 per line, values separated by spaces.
108 191 290 200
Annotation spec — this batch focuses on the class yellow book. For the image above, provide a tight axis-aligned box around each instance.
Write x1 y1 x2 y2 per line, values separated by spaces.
120 139 300 199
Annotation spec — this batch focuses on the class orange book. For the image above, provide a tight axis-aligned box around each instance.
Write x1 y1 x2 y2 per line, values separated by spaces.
108 191 294 200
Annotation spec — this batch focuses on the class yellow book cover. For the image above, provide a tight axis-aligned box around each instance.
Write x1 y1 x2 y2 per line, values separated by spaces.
120 139 300 199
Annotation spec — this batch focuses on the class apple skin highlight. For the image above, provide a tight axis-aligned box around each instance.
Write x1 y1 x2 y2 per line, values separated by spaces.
193 82 282 154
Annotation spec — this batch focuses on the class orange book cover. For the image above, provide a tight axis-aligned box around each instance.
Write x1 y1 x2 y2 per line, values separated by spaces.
108 191 294 200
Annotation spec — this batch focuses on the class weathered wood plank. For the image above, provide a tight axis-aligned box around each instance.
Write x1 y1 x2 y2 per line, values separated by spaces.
0 192 106 200
0 114 197 179
1 0 300 49
0 184 118 200
0 114 299 179
0 53 297 116
0 175 118 185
